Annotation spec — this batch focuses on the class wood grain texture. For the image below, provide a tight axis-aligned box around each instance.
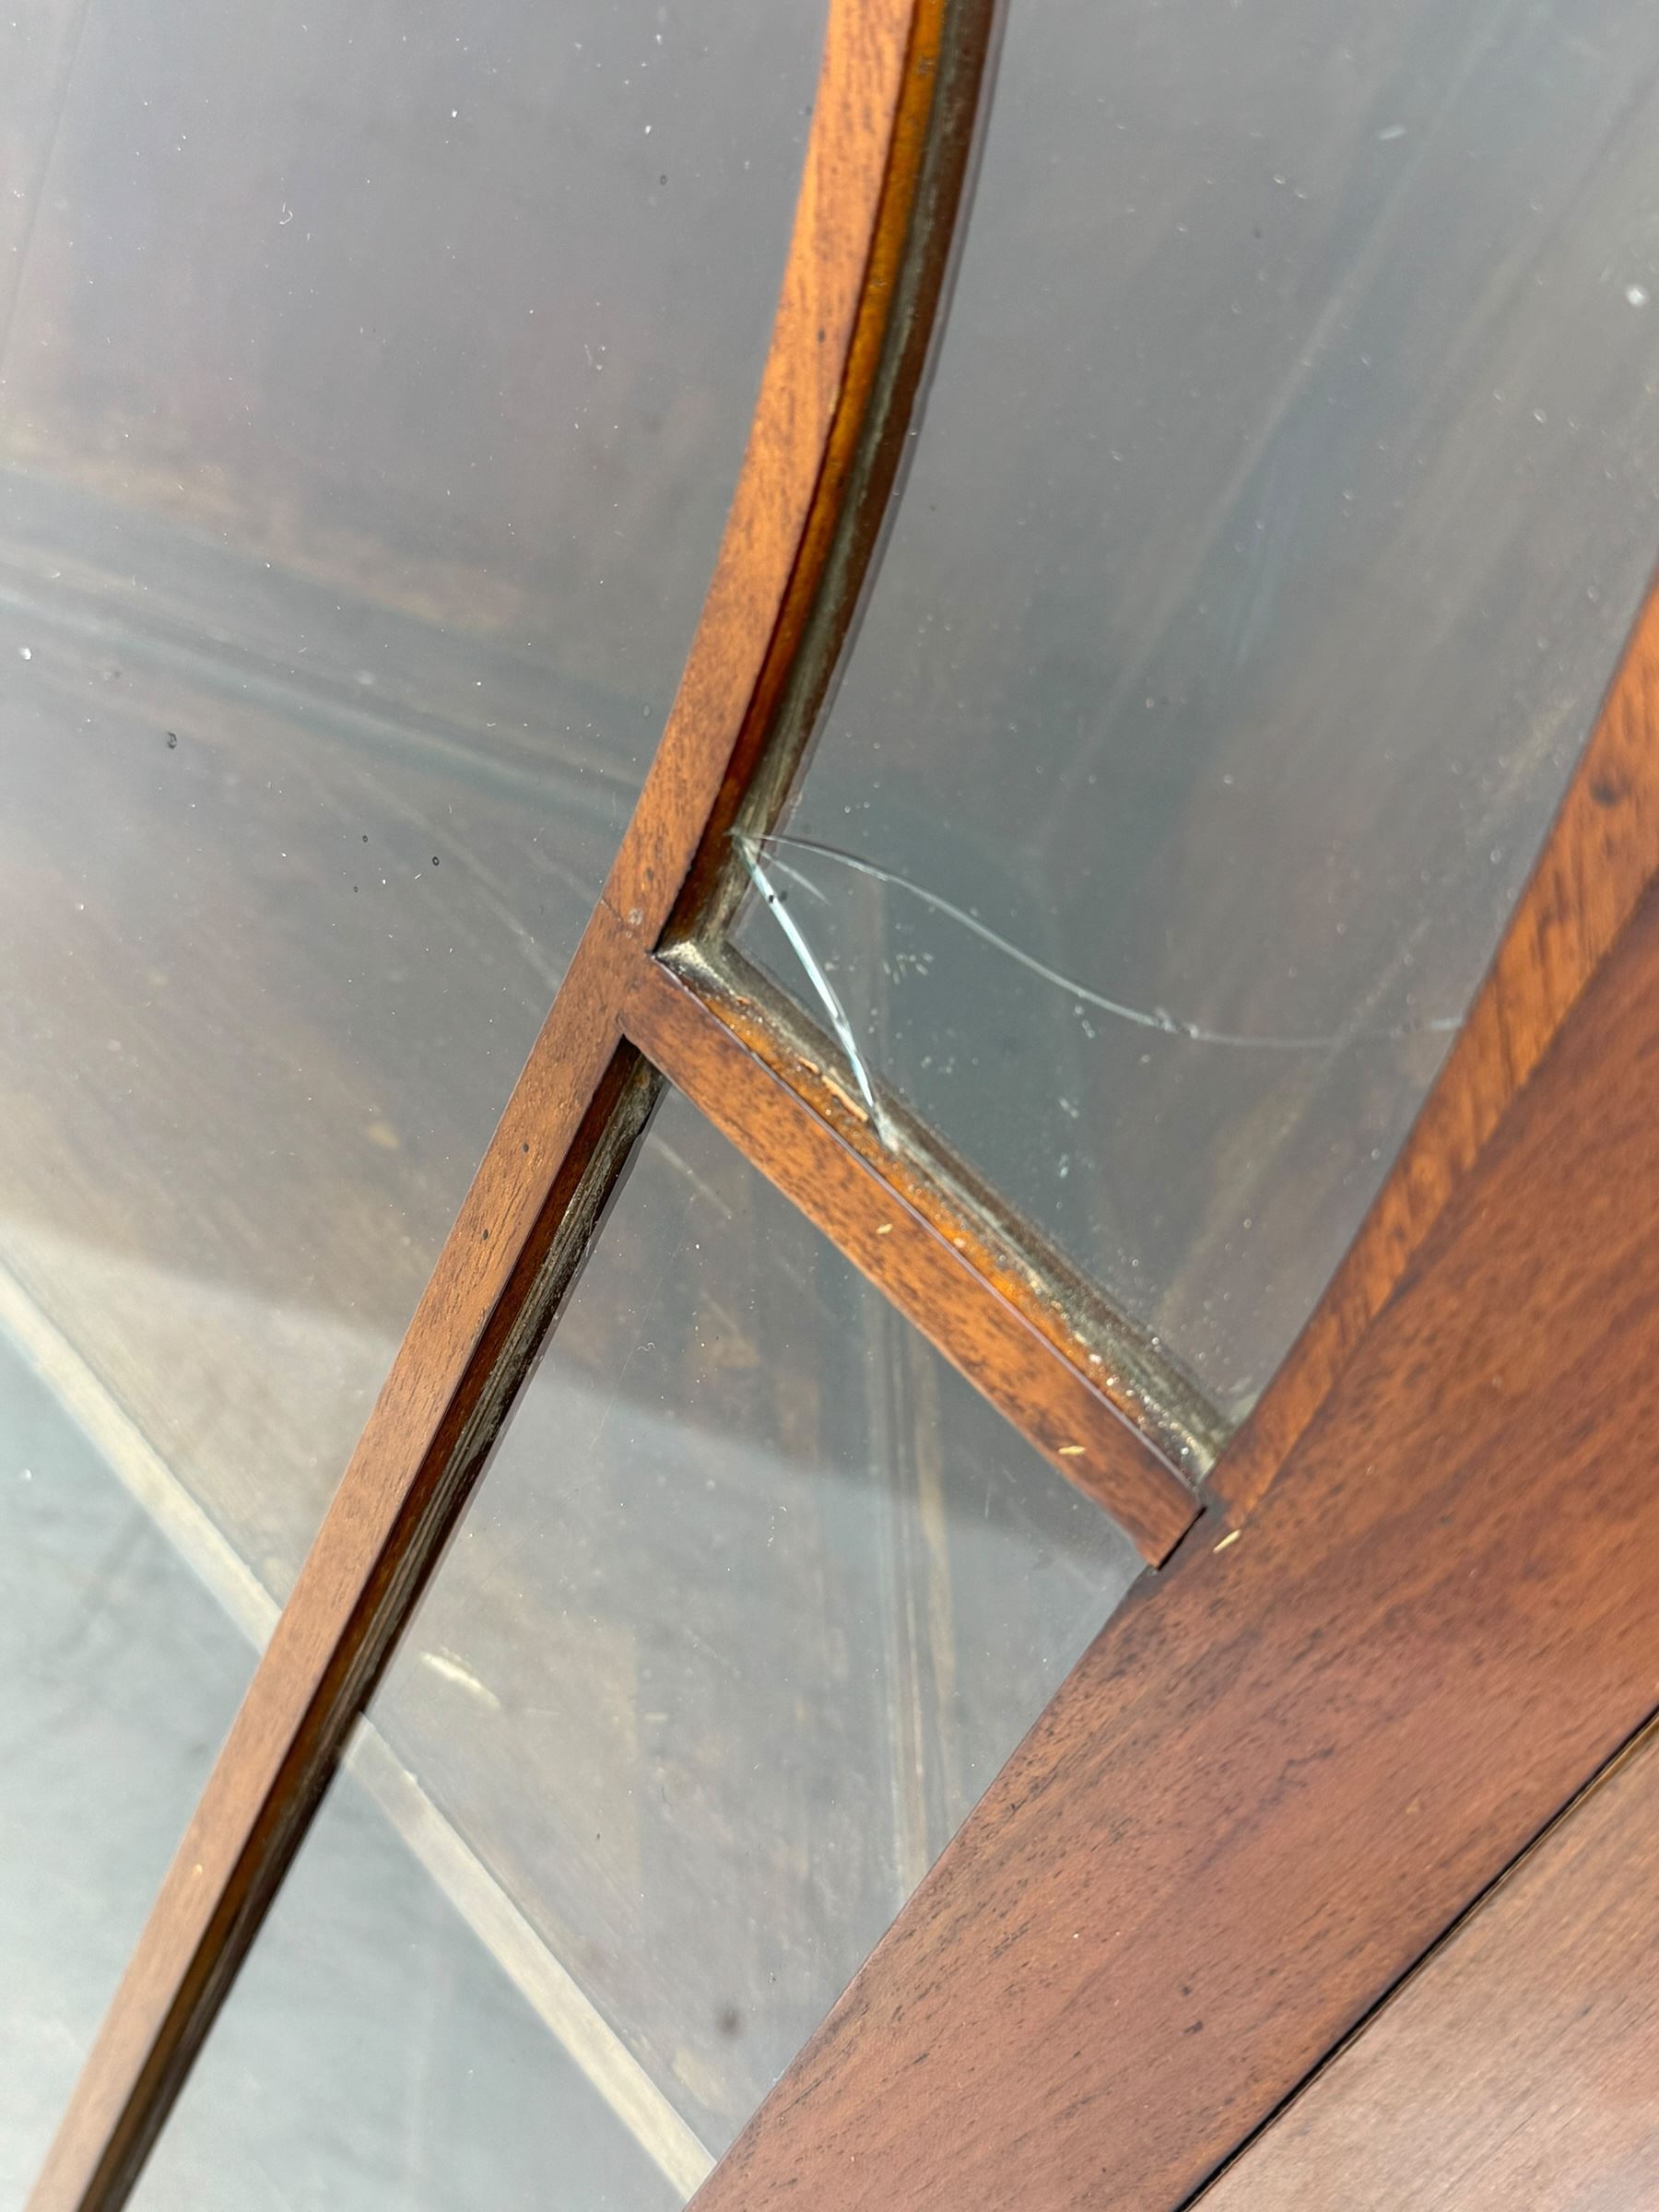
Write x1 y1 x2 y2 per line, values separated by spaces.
26 6 990 2206
689 870 1659 2212
623 953 1197 1561
1197 1720 1659 2210
1213 572 1659 1516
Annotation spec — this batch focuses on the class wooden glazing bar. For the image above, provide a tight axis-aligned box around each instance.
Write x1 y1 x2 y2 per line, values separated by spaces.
0 1248 715 2196
25 1 986 2203
625 949 1202 1560
688 865 1659 2209
607 0 998 950
24 911 651 2212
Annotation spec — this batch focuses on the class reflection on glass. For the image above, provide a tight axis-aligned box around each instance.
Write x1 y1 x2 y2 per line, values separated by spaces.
0 0 813 1596
736 0 1659 1418
0 1324 245 2199
143 1092 1141 2199
133 1753 681 2212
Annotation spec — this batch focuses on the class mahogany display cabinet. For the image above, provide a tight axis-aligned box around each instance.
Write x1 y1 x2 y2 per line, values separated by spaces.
8 0 1659 2205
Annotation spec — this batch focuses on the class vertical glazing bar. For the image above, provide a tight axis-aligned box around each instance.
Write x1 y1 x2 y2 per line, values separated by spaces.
25 2 991 2203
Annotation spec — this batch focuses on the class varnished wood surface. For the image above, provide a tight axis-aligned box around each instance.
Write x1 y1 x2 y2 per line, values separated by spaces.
1198 1720 1659 2208
35 0 1659 2200
690 872 1659 2211
1 1013 1141 2190
1214 571 1659 1517
690 947 1227 1481
25 3 989 2205
626 951 1199 1558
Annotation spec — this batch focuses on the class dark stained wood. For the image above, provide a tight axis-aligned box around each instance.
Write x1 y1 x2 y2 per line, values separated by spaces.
1213 572 1659 1517
625 951 1200 1559
1197 1717 1659 2209
688 869 1659 2212
25 6 993 2206
24 2 1659 2202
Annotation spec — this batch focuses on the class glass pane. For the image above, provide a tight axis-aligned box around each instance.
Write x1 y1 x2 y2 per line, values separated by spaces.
0 0 813 1602
0 1321 246 2197
133 1754 681 2212
143 1089 1140 2199
735 0 1659 1419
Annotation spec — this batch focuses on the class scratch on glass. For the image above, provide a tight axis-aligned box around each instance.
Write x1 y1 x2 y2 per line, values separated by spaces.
734 829 896 1140
751 830 1461 1054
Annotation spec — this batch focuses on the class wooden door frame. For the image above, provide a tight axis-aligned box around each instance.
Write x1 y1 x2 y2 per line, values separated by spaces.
28 0 1659 2204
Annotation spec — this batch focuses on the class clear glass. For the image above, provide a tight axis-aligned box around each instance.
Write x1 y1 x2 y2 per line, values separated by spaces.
144 1090 1141 2198
132 1752 682 2212
0 0 814 1597
735 0 1659 1418
0 1325 247 2197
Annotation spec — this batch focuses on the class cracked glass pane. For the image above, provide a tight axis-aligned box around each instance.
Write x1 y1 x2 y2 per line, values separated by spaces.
735 0 1659 1421
137 1089 1141 2203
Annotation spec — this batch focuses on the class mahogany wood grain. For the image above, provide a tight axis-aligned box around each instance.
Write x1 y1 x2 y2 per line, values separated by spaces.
1198 1720 1659 2209
623 952 1198 1561
25 3 980 2205
689 870 1659 2212
1212 571 1659 1518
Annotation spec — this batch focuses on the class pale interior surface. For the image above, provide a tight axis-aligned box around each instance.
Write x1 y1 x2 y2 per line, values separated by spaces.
1 1327 679 2212
132 1762 684 2212
4 1063 1139 2204
737 0 1659 1419
0 1329 244 2203
0 0 813 1597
